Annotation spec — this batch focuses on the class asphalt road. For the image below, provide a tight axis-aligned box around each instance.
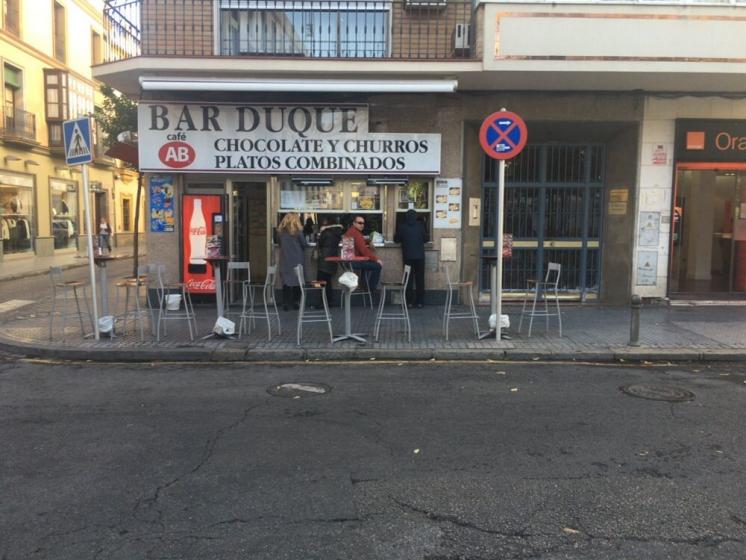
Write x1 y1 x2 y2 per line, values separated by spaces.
0 356 744 560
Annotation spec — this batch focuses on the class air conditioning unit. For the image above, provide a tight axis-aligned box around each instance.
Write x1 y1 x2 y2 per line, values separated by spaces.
453 23 470 55
404 0 447 9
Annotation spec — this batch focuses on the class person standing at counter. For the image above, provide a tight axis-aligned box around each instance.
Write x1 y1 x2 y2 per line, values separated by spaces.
395 209 429 307
344 215 383 293
316 217 344 306
277 213 307 310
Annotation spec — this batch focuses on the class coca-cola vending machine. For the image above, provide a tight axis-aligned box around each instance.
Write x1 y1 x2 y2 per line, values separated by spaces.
182 194 225 294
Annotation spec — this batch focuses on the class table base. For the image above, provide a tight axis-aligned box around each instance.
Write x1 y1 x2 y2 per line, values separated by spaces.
478 329 512 340
332 333 367 344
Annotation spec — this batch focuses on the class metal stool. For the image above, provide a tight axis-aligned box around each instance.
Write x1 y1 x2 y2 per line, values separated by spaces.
48 266 93 341
114 265 152 339
374 265 412 342
239 265 281 340
155 264 197 341
295 264 333 346
349 269 373 308
518 262 562 337
442 267 480 341
224 261 251 315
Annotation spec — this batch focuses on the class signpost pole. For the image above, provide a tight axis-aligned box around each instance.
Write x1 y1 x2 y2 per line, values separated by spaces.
496 158 505 341
82 163 100 340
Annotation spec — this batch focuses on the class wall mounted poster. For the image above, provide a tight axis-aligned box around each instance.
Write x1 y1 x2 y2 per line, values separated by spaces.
434 178 462 229
638 211 661 247
636 250 658 286
149 175 175 232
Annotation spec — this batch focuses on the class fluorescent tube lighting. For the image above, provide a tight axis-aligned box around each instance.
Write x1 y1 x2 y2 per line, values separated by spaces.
139 77 458 93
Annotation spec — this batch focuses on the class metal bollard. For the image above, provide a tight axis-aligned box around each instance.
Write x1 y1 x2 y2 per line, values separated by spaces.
629 294 642 347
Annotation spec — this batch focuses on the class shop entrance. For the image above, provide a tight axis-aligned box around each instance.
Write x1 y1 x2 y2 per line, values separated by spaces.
231 181 268 283
669 166 746 296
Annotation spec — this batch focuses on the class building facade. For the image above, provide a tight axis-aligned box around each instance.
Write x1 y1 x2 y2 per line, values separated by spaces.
0 0 142 265
94 0 746 303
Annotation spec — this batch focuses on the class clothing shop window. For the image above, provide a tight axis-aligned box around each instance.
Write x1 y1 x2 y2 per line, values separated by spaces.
3 0 20 36
50 179 78 250
278 178 383 238
53 1 66 63
395 179 432 234
121 196 132 232
0 172 34 254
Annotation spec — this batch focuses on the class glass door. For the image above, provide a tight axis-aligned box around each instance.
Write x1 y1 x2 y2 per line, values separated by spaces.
670 168 746 295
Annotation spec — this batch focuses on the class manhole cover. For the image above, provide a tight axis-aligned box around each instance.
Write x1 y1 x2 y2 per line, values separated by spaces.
620 384 694 402
267 382 331 398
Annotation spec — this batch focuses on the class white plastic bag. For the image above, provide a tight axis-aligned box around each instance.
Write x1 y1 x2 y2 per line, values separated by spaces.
339 271 359 290
98 315 114 334
165 294 182 310
213 316 235 337
489 313 510 330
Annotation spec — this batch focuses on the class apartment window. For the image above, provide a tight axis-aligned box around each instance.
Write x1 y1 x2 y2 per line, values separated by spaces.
3 0 20 35
3 64 21 133
44 70 93 148
220 2 389 57
53 1 66 62
121 196 132 232
44 69 67 146
91 30 102 65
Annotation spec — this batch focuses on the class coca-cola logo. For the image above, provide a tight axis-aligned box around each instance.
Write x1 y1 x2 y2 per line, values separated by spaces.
186 279 215 291
159 141 196 168
190 226 206 236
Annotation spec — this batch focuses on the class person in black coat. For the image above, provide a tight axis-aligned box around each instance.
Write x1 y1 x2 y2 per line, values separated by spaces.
394 209 429 307
316 217 344 306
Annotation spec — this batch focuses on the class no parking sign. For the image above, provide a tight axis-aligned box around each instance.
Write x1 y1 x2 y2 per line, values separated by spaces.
479 110 527 160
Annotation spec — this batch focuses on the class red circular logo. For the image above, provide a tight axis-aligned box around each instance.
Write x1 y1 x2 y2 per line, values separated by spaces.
158 141 196 168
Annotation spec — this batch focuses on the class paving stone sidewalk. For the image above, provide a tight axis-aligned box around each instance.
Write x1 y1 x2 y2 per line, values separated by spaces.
1 260 745 362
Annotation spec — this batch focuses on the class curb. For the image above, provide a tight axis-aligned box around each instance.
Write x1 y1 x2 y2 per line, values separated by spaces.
2 333 746 364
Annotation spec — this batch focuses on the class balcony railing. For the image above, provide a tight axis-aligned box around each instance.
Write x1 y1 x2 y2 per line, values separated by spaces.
1 105 36 143
104 0 476 62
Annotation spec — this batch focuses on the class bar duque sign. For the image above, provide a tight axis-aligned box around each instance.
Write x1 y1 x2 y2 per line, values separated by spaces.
138 103 441 175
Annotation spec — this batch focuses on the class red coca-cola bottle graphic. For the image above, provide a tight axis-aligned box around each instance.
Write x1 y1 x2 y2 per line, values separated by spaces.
188 198 207 274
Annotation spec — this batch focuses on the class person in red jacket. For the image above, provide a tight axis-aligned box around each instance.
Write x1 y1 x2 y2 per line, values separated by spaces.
344 215 383 292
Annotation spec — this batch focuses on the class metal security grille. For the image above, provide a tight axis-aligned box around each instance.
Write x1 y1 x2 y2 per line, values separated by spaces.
481 144 605 299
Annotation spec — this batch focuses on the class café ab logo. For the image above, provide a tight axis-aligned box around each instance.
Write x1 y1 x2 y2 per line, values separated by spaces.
159 136 196 169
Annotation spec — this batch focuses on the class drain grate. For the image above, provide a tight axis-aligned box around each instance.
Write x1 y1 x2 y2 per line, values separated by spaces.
620 384 695 402
268 382 331 398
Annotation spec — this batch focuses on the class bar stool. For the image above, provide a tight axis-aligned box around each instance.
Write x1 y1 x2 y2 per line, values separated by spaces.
374 265 412 342
349 269 373 308
238 265 281 340
155 264 197 341
114 265 151 339
442 267 480 341
48 266 93 341
295 264 333 346
224 261 251 315
518 262 562 337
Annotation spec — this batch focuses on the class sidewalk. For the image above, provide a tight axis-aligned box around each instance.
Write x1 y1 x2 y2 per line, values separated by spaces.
0 248 142 282
1 260 746 362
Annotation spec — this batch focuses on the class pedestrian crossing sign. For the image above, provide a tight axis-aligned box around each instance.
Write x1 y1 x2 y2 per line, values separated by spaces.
63 117 93 165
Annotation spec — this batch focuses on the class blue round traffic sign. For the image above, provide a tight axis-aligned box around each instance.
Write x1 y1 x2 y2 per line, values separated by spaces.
479 110 528 160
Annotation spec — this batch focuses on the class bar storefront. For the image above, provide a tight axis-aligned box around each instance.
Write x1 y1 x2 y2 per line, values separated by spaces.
139 102 452 296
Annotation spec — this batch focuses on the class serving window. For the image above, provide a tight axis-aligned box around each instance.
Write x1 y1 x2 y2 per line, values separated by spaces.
395 179 432 235
278 178 384 237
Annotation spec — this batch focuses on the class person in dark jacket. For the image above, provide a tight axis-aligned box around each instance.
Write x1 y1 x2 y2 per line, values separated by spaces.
316 217 344 306
394 209 429 307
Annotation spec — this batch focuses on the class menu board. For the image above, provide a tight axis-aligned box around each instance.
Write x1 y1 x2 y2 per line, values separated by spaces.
149 175 175 232
434 178 462 229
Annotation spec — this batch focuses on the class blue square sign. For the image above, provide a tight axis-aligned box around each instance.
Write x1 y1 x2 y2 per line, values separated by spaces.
63 117 93 165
